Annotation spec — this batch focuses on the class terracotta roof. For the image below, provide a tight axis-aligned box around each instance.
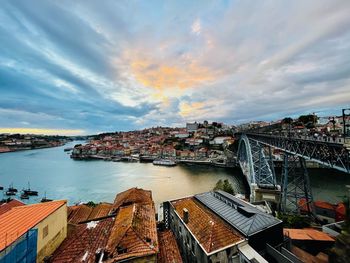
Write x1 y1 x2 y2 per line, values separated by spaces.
67 203 113 224
67 205 92 224
88 202 113 220
0 200 66 251
110 187 153 214
105 203 158 261
158 230 183 263
0 199 25 216
171 197 244 254
284 228 335 242
51 218 114 263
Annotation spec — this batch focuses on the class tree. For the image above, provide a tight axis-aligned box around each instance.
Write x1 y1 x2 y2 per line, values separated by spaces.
213 179 235 195
282 117 293 124
298 114 317 125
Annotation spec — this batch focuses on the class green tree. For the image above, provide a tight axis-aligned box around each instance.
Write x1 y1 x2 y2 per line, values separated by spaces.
298 114 317 125
213 179 235 195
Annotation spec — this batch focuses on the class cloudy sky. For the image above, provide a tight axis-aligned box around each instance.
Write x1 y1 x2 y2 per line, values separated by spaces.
1 0 350 135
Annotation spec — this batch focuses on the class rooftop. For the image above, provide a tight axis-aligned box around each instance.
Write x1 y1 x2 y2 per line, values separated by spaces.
0 200 66 251
284 228 335 242
195 191 282 236
105 202 158 261
157 230 183 263
110 187 153 214
0 199 25 216
171 197 244 254
67 202 113 224
51 218 114 263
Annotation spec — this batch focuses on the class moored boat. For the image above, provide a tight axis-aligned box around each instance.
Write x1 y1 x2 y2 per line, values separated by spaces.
20 193 29 199
23 182 38 196
5 191 16 196
7 183 18 193
153 159 177 167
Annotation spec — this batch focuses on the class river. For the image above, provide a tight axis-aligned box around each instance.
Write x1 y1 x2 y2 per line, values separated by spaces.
0 141 349 205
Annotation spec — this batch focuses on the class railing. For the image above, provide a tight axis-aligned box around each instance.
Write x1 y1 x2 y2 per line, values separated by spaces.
246 133 350 173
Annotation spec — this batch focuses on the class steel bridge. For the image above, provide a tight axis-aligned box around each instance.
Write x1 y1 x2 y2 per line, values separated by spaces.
237 133 350 214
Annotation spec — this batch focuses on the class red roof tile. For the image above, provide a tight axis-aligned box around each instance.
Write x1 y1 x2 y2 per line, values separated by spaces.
0 200 66 251
105 203 158 261
0 199 25 216
158 230 183 263
284 228 335 242
171 197 244 253
110 187 153 214
67 202 113 224
51 218 114 263
67 205 92 224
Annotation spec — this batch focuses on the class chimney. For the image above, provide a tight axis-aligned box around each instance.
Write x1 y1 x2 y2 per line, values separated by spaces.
183 208 189 224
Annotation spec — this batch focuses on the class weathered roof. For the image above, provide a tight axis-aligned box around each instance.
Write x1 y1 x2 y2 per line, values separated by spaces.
171 197 244 254
105 202 158 261
195 191 281 237
0 199 25 216
0 200 66 251
284 228 335 242
67 202 113 224
51 218 114 263
67 204 92 224
158 230 183 263
110 187 153 214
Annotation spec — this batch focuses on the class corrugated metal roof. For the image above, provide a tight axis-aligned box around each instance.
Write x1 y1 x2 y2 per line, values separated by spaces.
0 200 66 251
195 191 281 236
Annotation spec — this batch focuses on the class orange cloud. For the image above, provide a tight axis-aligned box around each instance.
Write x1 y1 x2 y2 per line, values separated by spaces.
179 102 205 117
129 57 216 90
0 128 84 136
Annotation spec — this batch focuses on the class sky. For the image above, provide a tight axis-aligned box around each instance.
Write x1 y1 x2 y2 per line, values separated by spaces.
1 0 350 135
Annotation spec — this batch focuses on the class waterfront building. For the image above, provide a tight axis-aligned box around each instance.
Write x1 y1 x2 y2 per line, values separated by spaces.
0 200 67 263
157 230 183 263
163 190 283 262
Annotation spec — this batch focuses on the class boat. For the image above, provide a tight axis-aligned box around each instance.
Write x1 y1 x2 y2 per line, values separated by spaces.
23 182 38 196
20 193 29 200
41 192 53 203
5 191 16 196
0 186 3 190
153 159 177 167
64 147 73 152
7 183 18 193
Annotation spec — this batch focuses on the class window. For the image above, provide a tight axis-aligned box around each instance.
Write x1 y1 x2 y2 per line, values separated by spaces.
43 225 49 238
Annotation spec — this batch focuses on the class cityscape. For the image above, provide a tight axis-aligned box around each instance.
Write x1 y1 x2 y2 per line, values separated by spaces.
1 1 350 263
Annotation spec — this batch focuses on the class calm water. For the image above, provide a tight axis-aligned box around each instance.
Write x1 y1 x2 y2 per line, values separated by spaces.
0 141 246 205
0 141 349 205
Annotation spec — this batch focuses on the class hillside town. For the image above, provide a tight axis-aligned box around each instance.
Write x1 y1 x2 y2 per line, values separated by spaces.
0 134 70 153
71 121 237 167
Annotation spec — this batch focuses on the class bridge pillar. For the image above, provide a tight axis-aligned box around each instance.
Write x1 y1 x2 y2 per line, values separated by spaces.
280 153 314 216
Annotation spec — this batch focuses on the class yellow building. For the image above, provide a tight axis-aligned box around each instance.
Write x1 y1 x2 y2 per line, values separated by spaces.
0 200 67 263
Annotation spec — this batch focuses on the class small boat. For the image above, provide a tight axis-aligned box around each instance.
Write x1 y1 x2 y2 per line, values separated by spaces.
8 183 18 193
153 159 177 167
6 191 16 196
23 183 38 196
41 192 53 203
20 193 29 200
0 186 3 190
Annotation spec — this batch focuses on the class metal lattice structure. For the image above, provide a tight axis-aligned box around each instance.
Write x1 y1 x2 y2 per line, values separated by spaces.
281 154 314 215
247 133 350 173
237 135 277 198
